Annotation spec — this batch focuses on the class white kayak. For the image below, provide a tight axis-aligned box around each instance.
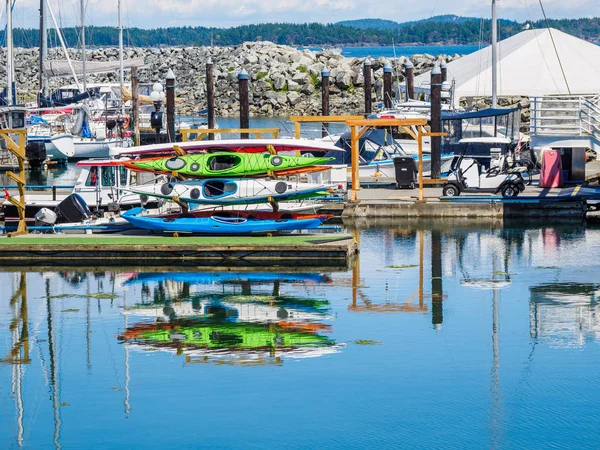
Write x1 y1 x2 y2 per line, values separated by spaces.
126 178 333 205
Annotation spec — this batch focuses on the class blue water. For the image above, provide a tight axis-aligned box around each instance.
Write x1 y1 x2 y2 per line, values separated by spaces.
303 45 480 59
2 221 600 448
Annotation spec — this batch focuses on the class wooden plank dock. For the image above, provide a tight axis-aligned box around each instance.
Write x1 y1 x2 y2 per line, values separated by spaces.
0 234 358 268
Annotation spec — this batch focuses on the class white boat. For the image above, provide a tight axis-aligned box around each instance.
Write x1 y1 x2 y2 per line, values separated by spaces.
128 178 332 205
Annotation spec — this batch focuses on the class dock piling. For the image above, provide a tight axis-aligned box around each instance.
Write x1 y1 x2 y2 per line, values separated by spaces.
440 60 447 83
383 62 393 108
404 60 414 101
321 66 330 137
238 69 250 139
363 59 372 114
131 66 140 146
430 64 442 179
206 58 215 140
165 68 176 143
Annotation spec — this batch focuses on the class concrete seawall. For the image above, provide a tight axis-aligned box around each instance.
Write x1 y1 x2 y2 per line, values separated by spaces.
342 200 586 219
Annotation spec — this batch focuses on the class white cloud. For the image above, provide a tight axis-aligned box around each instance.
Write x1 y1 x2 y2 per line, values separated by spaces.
6 0 600 31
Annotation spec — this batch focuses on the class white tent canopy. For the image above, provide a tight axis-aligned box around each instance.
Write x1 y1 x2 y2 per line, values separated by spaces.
415 28 600 105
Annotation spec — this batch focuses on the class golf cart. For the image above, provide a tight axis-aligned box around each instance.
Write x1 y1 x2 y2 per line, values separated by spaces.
442 138 526 197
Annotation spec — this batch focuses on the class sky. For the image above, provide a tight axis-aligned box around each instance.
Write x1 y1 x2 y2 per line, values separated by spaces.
7 0 600 30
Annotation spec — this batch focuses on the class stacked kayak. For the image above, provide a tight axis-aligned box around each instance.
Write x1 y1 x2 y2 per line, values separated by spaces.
122 208 332 234
116 140 335 235
127 178 331 205
123 152 334 178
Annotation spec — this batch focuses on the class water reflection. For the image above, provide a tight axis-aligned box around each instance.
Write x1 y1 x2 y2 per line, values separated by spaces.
530 282 600 348
119 270 340 366
3 222 600 448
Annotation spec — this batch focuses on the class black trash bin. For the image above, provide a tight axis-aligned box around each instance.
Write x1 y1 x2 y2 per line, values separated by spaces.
393 157 417 189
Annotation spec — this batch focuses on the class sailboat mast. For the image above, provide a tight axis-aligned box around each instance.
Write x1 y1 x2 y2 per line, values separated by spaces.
80 0 87 92
491 0 498 108
118 0 124 86
39 0 48 100
118 0 125 114
6 0 14 105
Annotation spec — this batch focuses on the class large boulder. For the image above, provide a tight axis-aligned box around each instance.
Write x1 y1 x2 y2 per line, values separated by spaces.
287 91 302 105
335 70 354 90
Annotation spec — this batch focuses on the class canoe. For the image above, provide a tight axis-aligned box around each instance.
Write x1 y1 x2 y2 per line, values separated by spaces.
109 138 344 158
122 208 332 234
122 152 334 178
127 178 332 205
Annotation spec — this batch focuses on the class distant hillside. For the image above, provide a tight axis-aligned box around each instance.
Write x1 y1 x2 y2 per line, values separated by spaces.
6 16 600 48
338 15 482 30
337 18 401 30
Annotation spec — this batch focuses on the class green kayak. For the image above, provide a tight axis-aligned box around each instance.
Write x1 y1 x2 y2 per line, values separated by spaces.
126 152 334 178
120 320 335 350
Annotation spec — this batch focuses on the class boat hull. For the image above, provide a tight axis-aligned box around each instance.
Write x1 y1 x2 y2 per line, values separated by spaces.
128 179 331 205
122 209 330 234
125 153 333 178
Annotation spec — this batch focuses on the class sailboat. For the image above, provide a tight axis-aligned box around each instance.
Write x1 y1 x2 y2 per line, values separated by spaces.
30 0 143 159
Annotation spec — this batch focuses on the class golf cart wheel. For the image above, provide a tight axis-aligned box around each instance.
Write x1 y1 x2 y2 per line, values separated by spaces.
443 184 460 197
501 184 518 198
409 181 415 190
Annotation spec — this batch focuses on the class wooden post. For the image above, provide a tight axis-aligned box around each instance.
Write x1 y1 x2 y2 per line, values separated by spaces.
131 66 140 146
350 125 360 202
2 130 28 236
238 69 249 139
321 66 330 137
431 229 443 328
404 60 414 101
430 64 442 179
418 229 424 309
165 68 176 143
206 58 215 140
363 59 372 114
383 62 393 108
418 127 424 202
440 60 447 83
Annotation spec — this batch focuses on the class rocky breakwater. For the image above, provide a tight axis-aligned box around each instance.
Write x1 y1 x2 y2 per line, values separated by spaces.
1 42 462 117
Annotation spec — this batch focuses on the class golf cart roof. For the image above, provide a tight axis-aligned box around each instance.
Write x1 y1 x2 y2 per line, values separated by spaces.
459 137 512 145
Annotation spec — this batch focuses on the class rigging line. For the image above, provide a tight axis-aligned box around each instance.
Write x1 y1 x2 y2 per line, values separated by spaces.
538 0 570 94
521 0 561 92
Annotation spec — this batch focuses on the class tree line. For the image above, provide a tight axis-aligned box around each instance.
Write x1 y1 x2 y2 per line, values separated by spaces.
6 17 600 48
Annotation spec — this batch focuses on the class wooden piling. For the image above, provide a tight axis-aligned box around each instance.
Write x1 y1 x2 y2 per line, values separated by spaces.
440 60 447 83
431 229 443 327
165 68 176 143
321 66 330 137
383 62 393 108
131 66 140 146
206 58 215 140
404 60 414 101
238 69 250 139
430 64 442 179
363 59 372 114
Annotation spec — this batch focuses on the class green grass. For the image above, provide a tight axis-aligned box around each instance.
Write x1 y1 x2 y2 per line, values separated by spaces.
297 64 308 73
0 235 344 246
256 71 268 80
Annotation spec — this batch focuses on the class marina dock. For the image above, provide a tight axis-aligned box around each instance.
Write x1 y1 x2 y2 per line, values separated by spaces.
0 233 358 267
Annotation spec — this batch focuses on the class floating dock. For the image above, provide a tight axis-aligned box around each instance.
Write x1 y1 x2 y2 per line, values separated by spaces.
0 234 358 268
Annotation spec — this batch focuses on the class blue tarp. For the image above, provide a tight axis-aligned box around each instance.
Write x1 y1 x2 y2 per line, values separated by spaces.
441 107 521 121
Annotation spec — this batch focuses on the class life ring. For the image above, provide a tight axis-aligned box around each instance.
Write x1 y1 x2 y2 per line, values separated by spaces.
122 116 130 129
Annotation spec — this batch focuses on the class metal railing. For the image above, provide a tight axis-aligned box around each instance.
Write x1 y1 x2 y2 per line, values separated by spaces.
530 94 600 143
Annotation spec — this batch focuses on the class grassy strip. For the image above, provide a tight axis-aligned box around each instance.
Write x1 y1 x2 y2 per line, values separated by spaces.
0 235 343 247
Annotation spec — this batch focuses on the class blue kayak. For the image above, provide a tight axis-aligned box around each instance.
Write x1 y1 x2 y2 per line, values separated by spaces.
122 208 331 235
124 272 330 285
